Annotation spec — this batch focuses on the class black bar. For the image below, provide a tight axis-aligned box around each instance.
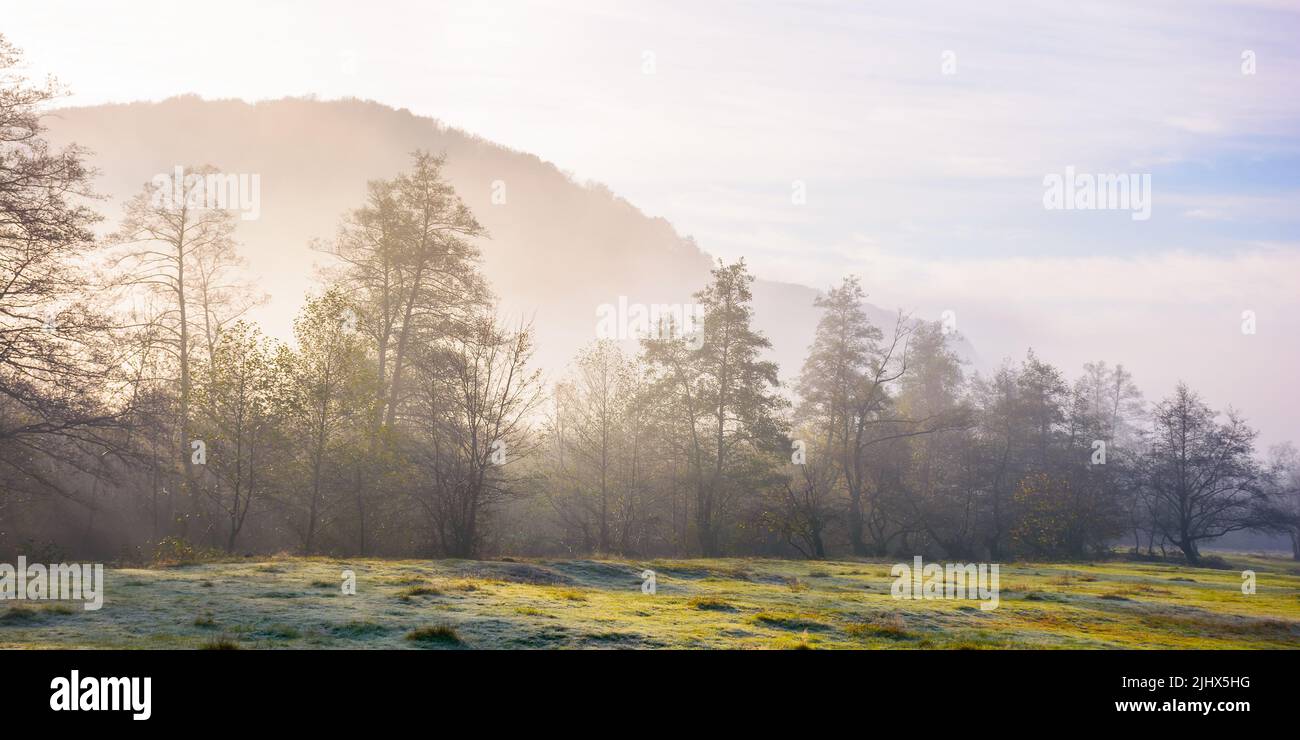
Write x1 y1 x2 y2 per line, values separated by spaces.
3 649 1287 727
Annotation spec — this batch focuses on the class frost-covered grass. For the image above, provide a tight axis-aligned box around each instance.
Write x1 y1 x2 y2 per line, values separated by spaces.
1 552 1297 649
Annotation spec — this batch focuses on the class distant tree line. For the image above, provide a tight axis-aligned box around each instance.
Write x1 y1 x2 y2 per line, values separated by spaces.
2 34 1297 563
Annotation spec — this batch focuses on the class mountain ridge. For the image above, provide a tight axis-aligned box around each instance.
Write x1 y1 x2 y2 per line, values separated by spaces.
44 95 965 380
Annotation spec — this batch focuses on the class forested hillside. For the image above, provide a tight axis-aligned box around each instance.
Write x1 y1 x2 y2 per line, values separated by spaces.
4 39 1298 565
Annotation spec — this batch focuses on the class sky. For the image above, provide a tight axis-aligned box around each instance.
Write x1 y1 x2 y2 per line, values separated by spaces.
4 0 1300 444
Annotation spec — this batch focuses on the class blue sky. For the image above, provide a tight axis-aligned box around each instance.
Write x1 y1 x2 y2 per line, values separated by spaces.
6 0 1300 444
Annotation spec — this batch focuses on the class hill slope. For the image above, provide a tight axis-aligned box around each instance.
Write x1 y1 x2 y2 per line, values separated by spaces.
46 96 959 379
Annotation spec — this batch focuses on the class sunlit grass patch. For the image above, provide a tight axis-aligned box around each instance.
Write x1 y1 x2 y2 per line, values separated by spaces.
397 584 442 600
584 629 649 644
0 603 74 623
713 566 755 581
550 588 589 602
0 606 38 624
331 620 388 637
1111 584 1174 597
1142 612 1300 639
751 611 828 631
10 553 1298 650
255 624 301 640
1023 591 1067 602
199 635 241 650
406 624 463 646
686 596 735 611
843 614 916 641
772 629 819 650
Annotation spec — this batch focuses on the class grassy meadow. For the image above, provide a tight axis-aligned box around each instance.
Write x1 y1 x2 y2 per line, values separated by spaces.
2 552 1298 649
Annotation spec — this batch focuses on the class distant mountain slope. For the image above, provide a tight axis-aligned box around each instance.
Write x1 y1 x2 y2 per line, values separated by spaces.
45 96 964 381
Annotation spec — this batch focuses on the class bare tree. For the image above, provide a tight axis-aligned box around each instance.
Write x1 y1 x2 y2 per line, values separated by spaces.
1262 443 1300 560
1138 383 1266 564
552 341 635 552
408 314 543 557
106 165 248 533
0 34 120 520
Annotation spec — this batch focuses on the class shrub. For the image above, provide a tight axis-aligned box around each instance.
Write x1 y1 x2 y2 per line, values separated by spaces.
199 635 241 650
687 596 734 611
397 584 442 600
844 614 914 641
752 612 826 631
406 624 463 646
333 620 387 637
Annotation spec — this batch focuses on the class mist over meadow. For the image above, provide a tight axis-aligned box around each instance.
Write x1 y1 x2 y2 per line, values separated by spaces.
2 1 1299 566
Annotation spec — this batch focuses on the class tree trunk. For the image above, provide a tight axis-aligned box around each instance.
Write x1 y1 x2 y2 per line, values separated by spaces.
847 487 867 556
177 233 194 537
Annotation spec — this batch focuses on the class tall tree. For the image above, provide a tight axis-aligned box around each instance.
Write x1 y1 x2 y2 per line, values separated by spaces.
0 34 117 517
319 153 489 553
1262 443 1300 560
561 341 635 552
643 259 784 556
793 277 880 555
107 165 247 534
793 278 962 556
407 314 543 557
889 321 972 557
1138 383 1266 564
284 289 374 552
193 321 288 552
323 151 489 436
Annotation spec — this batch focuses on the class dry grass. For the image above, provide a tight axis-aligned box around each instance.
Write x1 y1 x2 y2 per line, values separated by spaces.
2 552 1296 650
406 624 463 646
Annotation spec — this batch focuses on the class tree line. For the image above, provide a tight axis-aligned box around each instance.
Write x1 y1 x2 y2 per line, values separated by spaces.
3 35 1298 563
